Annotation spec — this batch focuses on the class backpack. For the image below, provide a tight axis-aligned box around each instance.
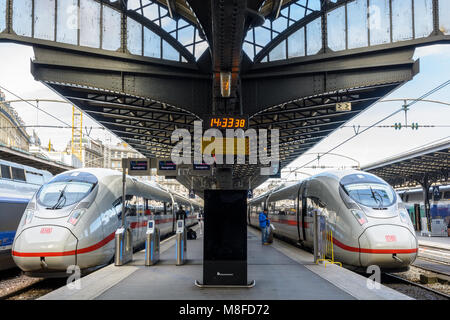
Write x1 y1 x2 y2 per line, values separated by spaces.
187 228 197 240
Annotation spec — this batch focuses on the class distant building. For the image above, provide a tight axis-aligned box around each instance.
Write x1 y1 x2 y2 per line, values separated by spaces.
66 138 104 168
0 90 30 151
102 142 142 171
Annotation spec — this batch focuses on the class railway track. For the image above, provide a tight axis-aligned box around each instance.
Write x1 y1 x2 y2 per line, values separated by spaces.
0 269 66 300
383 272 449 300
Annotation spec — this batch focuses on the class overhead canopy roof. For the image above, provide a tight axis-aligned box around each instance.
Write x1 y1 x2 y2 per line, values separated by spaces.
0 144 73 175
363 140 450 188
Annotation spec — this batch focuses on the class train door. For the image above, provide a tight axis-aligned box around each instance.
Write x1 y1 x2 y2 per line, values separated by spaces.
300 181 308 242
296 184 302 242
414 204 421 231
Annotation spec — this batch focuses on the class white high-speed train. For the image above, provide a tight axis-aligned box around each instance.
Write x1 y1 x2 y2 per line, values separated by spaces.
12 168 200 277
248 170 418 272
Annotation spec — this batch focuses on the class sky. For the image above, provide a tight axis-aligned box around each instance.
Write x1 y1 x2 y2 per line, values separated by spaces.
0 43 122 150
0 43 449 189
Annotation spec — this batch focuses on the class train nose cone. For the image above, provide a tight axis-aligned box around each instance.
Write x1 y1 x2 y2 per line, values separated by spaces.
358 225 417 269
12 226 78 274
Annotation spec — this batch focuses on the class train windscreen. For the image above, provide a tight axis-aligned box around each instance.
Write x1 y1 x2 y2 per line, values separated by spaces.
340 174 396 208
37 171 97 209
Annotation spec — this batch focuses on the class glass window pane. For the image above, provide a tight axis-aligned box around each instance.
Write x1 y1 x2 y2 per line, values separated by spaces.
102 5 121 51
143 3 160 21
269 40 286 61
347 0 368 49
80 0 100 48
178 25 194 46
161 16 176 33
194 41 209 60
289 3 306 21
243 42 254 60
308 0 321 11
162 40 179 61
127 17 142 55
12 0 32 37
392 0 413 42
369 0 391 45
254 27 271 47
144 27 161 58
306 18 322 55
34 0 55 41
288 27 305 58
0 0 7 32
57 0 78 45
439 0 450 35
327 6 346 51
272 16 288 33
414 0 433 38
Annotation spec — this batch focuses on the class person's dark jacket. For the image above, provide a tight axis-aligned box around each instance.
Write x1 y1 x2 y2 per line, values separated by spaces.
176 209 187 221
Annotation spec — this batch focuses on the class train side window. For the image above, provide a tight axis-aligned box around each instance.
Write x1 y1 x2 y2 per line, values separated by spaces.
1 165 11 179
25 171 44 185
127 196 137 216
11 167 26 181
306 197 324 217
268 202 276 215
444 192 450 200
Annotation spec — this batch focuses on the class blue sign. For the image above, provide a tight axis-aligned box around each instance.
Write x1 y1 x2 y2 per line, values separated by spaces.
193 163 211 171
158 160 176 170
247 189 253 199
189 190 195 199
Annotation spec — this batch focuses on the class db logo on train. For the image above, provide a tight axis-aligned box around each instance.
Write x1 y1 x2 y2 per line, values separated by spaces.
385 235 397 242
40 227 52 234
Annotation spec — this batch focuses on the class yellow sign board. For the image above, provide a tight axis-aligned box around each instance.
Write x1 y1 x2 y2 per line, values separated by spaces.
201 137 249 155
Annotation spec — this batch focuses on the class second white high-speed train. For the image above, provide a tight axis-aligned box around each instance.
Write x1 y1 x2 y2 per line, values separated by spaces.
249 170 418 272
12 168 200 277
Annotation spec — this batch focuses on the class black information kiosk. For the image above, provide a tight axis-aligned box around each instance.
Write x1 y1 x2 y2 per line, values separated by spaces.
196 190 254 287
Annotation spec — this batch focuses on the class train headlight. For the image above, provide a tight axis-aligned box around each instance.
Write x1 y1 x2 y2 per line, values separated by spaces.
399 208 413 228
23 209 34 225
68 209 86 226
351 209 368 226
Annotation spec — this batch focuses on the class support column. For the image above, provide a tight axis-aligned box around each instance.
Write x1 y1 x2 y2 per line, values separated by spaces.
420 174 432 233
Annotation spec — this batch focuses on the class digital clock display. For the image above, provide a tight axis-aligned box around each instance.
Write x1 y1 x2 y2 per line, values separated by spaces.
206 116 248 129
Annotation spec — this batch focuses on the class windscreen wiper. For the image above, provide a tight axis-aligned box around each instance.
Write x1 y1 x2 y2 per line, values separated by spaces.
369 186 383 207
51 185 68 210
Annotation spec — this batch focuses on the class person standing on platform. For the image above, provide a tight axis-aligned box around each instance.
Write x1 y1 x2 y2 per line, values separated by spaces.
197 210 204 235
259 209 271 245
176 205 187 225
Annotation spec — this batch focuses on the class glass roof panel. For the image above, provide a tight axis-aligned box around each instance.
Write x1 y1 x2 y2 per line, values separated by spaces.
130 0 208 61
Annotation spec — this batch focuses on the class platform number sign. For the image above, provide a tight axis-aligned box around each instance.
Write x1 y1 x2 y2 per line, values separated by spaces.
247 189 253 199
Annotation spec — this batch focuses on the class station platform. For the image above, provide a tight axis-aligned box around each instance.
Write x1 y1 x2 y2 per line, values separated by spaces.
417 234 450 251
40 227 411 300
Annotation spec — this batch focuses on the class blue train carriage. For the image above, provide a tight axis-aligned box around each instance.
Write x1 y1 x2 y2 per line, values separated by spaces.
0 159 52 270
398 186 450 234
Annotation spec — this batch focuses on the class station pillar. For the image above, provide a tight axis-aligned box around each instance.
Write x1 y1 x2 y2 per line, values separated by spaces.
196 189 254 287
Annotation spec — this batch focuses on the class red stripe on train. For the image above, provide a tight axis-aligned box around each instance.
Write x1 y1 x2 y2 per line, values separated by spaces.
12 217 193 257
264 218 418 254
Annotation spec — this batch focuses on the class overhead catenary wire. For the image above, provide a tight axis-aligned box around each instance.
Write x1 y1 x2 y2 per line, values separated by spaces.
285 79 450 179
0 84 73 128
